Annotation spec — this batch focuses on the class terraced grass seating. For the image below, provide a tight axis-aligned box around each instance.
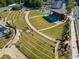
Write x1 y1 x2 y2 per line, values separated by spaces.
0 10 26 49
9 11 26 29
17 31 56 59
41 22 65 39
30 16 56 30
0 10 57 59
3 10 27 29
29 10 47 17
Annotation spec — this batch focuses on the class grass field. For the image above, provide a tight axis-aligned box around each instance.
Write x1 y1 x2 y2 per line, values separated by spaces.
0 55 11 59
41 22 65 39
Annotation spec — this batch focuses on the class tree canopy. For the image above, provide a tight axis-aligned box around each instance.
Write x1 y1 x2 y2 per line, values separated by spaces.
0 0 22 7
0 0 43 8
24 0 43 8
66 0 74 13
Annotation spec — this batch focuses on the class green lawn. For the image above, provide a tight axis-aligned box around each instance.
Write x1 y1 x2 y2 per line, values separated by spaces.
30 17 56 30
0 55 11 59
41 22 65 39
16 31 56 59
9 10 56 59
0 10 56 59
9 10 27 29
0 10 57 59
29 10 47 17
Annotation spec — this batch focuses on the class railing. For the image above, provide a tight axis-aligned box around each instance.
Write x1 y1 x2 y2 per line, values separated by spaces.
74 20 79 53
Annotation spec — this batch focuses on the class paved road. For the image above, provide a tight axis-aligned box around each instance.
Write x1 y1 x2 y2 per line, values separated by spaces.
25 11 56 42
69 10 79 59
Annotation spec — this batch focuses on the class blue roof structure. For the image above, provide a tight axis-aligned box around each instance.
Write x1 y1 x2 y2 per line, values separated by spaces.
44 15 63 22
0 26 7 32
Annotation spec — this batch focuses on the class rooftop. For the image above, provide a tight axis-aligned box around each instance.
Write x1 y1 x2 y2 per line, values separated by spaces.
0 7 11 13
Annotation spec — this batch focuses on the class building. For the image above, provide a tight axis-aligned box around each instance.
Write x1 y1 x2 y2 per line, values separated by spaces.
0 7 11 13
43 0 63 9
76 0 79 5
42 0 67 14
8 3 23 10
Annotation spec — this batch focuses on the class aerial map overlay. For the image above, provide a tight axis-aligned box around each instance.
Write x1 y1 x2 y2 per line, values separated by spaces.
0 0 79 59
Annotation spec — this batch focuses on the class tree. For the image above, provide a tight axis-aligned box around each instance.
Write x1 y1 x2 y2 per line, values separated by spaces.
66 0 74 13
24 0 43 8
0 0 7 7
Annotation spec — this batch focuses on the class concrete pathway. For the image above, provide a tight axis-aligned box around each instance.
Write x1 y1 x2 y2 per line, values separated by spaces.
55 41 60 59
25 11 56 42
0 29 28 59
38 22 64 31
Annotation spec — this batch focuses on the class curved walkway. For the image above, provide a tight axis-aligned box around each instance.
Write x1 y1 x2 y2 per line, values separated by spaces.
38 22 64 31
25 11 56 42
0 29 28 59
